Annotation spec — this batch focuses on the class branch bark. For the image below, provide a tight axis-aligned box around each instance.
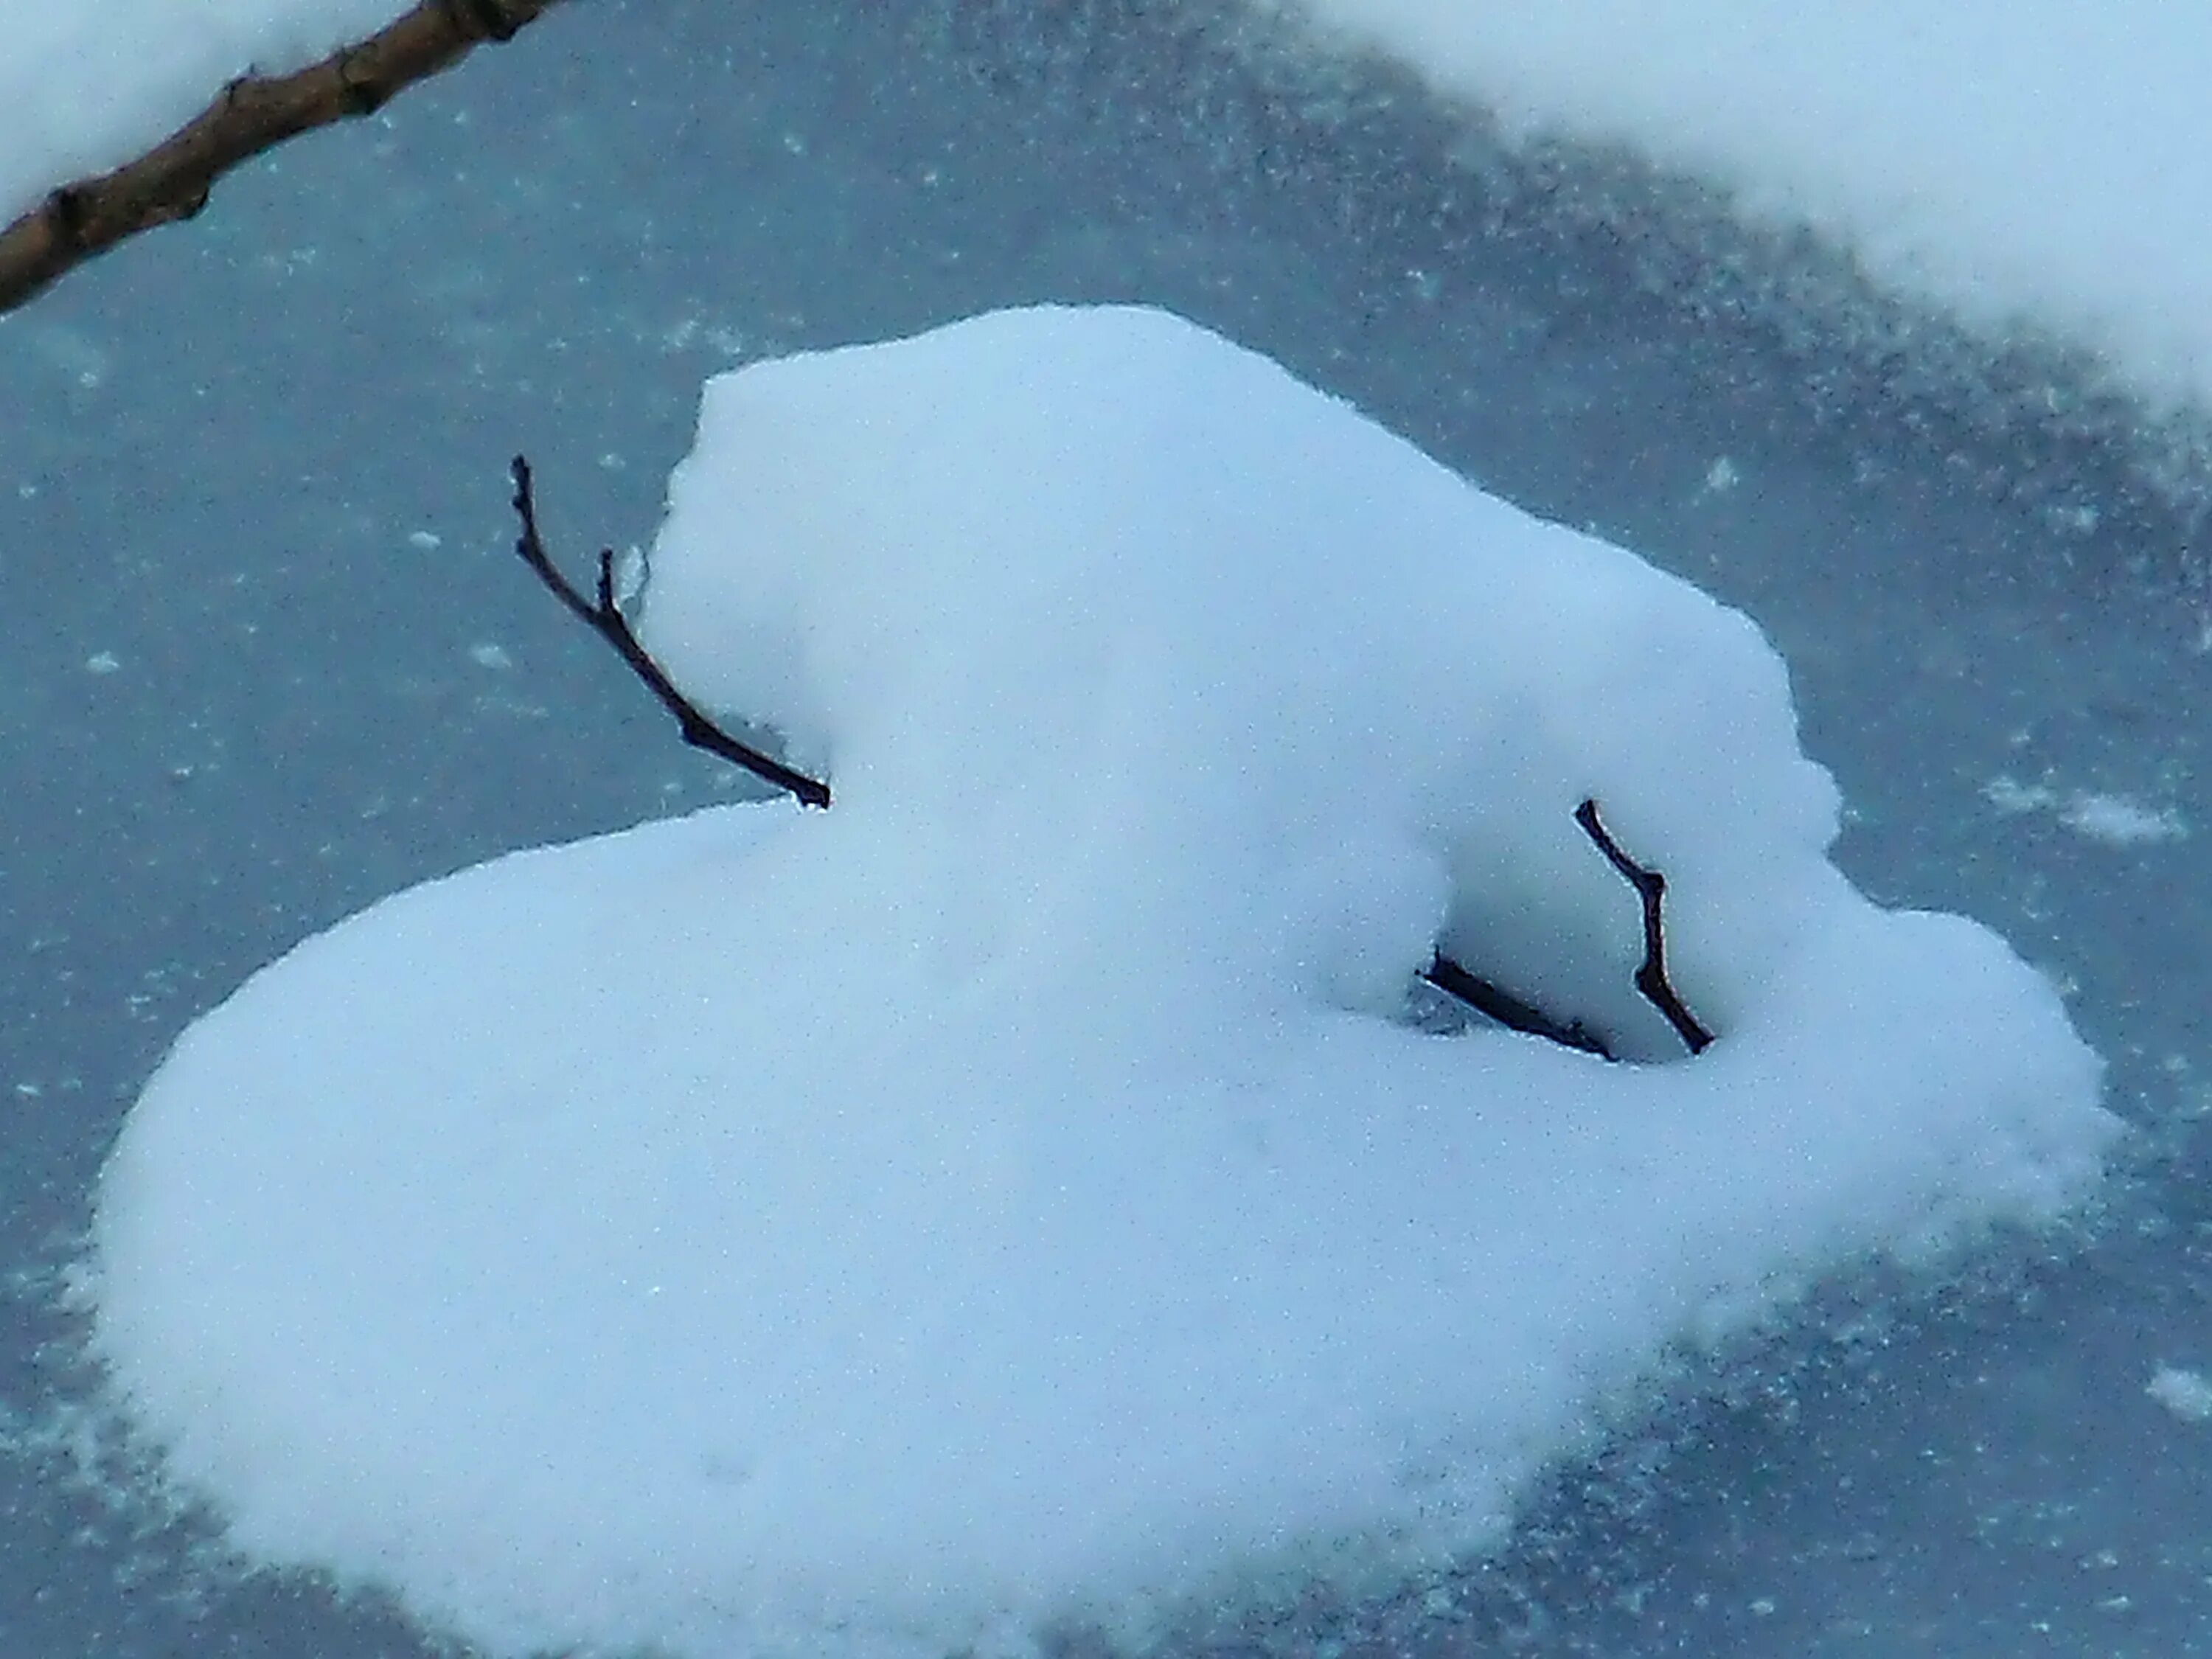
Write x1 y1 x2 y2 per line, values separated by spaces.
0 0 568 317
1422 951 1614 1060
1427 801 1717 1059
1574 798 1714 1054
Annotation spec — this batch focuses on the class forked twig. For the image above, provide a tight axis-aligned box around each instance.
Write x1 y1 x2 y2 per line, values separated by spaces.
1574 799 1713 1054
1425 801 1716 1059
508 456 831 809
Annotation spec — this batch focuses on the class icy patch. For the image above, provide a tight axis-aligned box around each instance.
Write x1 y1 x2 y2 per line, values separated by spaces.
2062 794 2188 846
1986 776 2188 846
2148 1366 2212 1423
91 307 2114 1659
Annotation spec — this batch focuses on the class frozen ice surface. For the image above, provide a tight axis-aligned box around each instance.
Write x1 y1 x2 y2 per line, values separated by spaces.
91 306 2116 1659
1261 1 2212 412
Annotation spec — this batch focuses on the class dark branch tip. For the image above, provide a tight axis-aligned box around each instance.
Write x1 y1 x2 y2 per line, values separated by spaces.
505 456 831 811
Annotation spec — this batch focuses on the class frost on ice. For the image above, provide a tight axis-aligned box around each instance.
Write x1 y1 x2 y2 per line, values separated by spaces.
91 306 2115 1659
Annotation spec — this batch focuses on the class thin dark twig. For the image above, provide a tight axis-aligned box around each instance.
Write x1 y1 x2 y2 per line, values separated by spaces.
1422 952 1615 1059
1574 799 1714 1054
509 455 832 810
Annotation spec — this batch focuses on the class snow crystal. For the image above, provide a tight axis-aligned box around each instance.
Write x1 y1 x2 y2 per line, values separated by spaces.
91 306 2114 1659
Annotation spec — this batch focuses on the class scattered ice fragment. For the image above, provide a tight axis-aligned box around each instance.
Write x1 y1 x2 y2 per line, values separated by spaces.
467 642 513 670
1703 456 1740 493
611 545 649 609
1986 776 2058 815
83 651 119 675
406 529 442 552
661 319 751 359
2147 1367 2212 1422
1984 776 2186 846
2060 793 2186 846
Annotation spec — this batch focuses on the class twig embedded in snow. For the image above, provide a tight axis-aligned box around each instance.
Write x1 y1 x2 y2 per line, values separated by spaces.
1424 804 1714 1060
1422 951 1615 1060
1575 798 1714 1054
509 456 832 809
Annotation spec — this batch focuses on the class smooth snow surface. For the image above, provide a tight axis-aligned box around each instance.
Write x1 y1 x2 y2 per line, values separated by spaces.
1260 0 2212 411
92 307 2115 1659
0 0 416 226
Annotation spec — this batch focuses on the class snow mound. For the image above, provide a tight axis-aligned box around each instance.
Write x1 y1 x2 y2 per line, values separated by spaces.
91 305 2115 1659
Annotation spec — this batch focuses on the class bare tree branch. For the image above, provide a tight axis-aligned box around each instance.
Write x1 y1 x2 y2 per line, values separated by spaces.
0 0 568 316
510 456 834 810
1427 802 1717 1059
1574 798 1714 1054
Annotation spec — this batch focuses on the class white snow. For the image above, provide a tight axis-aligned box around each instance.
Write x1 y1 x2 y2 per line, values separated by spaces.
0 0 416 227
91 305 2116 1659
1256 0 2212 414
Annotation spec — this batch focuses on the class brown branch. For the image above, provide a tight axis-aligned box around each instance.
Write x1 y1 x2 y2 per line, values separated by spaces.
509 456 832 810
1422 952 1615 1060
1574 799 1714 1054
0 0 568 316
